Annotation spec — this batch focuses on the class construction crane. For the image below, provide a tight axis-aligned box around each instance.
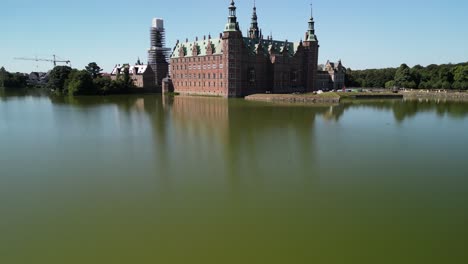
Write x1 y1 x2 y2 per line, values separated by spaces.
14 55 71 68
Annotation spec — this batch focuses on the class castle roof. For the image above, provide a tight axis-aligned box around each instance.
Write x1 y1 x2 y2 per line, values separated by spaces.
170 38 223 59
111 64 151 75
243 38 301 57
324 60 345 72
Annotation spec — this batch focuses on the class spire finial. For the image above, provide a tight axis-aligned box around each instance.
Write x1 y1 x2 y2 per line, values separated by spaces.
310 2 313 18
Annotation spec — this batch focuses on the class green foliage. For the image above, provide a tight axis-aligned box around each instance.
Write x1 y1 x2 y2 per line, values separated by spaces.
452 65 468 90
47 66 72 93
85 62 103 79
0 67 5 87
93 77 113 93
121 67 135 90
346 62 468 90
394 64 414 88
0 67 28 88
67 70 95 95
385 80 396 89
452 81 468 90
345 68 396 88
103 66 136 93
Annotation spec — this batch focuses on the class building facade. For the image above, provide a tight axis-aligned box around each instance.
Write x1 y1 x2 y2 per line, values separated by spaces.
169 1 319 98
110 60 156 89
316 60 346 91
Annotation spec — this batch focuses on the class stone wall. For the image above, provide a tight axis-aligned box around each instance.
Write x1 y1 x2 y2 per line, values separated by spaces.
402 91 468 101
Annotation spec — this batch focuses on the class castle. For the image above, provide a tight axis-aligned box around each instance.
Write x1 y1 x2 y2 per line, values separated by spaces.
168 1 344 98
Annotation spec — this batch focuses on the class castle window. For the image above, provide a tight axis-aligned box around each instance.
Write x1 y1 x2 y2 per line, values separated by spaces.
291 70 298 82
248 68 256 84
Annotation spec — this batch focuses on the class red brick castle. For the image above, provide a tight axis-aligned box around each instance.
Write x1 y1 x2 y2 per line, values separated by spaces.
169 1 320 98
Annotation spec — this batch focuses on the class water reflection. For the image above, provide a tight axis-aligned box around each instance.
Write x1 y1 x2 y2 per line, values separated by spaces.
321 99 468 122
2 92 468 263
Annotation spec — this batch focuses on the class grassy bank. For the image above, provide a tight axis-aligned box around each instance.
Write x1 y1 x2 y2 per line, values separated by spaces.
336 92 403 99
245 91 404 104
245 92 340 103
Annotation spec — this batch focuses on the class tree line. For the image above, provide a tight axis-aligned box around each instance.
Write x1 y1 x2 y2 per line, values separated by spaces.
0 67 28 88
46 63 135 95
346 62 468 90
1 63 135 95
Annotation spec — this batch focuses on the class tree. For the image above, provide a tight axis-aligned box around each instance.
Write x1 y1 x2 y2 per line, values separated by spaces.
85 62 103 79
453 65 468 83
0 67 6 87
93 76 113 93
385 80 396 89
394 64 413 88
452 65 468 90
0 67 27 88
438 66 454 84
67 70 95 95
47 66 72 93
120 66 135 91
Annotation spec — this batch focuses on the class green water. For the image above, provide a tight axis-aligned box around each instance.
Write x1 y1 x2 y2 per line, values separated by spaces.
1 90 468 263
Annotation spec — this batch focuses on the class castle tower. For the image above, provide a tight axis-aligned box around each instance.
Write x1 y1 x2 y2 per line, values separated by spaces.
148 18 169 88
223 0 243 97
248 1 260 40
302 4 319 92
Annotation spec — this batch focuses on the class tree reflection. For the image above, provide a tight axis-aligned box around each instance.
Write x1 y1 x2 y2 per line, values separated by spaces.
324 99 468 122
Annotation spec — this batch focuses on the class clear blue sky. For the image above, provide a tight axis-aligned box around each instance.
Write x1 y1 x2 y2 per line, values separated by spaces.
1 0 467 73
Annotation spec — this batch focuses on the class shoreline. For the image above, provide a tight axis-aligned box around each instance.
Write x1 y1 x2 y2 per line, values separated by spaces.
245 93 340 104
402 90 468 102
245 90 468 104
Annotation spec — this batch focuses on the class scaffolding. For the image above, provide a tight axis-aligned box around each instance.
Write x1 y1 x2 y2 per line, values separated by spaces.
148 18 170 86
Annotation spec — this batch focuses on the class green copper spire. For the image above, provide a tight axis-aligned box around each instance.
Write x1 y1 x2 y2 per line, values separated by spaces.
249 1 260 39
306 2 317 42
225 0 240 32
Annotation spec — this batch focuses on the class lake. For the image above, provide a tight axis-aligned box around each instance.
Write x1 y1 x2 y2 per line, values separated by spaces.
1 90 468 263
